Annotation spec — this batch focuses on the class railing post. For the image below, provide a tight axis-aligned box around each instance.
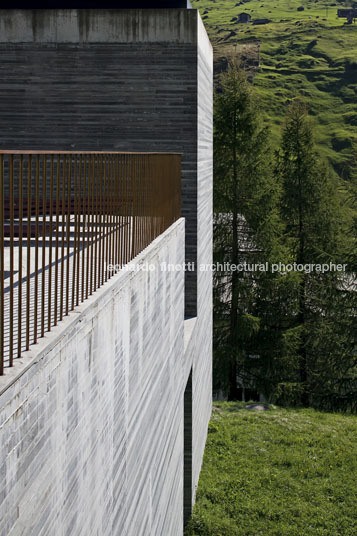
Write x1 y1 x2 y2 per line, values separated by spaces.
26 155 32 350
0 154 4 375
17 155 23 358
9 155 14 366
0 150 181 373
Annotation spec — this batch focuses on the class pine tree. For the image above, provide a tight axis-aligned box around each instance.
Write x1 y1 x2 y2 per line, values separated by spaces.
213 65 286 400
276 100 356 409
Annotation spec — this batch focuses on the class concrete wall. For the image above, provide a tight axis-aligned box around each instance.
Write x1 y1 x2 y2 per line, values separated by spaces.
192 14 213 499
0 8 212 320
0 220 186 536
0 8 213 533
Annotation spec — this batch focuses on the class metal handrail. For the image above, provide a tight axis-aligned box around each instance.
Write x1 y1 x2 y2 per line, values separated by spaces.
0 151 181 375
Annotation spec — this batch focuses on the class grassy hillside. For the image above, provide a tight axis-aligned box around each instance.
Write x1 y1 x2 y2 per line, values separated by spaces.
192 0 357 179
186 403 357 536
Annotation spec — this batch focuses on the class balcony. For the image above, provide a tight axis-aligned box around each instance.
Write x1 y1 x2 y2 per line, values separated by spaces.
0 151 181 375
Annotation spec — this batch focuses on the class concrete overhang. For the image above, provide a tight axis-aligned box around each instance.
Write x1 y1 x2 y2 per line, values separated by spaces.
0 0 192 8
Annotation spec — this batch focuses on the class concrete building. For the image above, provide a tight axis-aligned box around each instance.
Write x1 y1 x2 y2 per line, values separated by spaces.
0 4 212 536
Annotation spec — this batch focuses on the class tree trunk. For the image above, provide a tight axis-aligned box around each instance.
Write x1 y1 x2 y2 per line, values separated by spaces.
228 358 239 401
229 115 240 401
298 277 309 406
297 163 308 406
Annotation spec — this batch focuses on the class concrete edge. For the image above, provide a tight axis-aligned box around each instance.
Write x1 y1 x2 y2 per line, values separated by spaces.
0 218 185 399
0 9 199 44
184 316 197 355
197 10 213 55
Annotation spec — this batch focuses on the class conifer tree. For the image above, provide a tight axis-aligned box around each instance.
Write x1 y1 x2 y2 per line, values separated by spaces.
213 66 286 400
276 100 356 408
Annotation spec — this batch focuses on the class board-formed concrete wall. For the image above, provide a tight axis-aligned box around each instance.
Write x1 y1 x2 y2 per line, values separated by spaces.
0 8 213 533
192 14 213 500
0 220 186 536
0 8 212 320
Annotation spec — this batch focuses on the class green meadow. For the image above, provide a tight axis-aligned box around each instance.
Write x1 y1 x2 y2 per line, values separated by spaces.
192 0 357 179
186 403 357 536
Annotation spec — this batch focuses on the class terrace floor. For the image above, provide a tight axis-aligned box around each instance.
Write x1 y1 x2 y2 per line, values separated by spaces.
2 215 134 369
